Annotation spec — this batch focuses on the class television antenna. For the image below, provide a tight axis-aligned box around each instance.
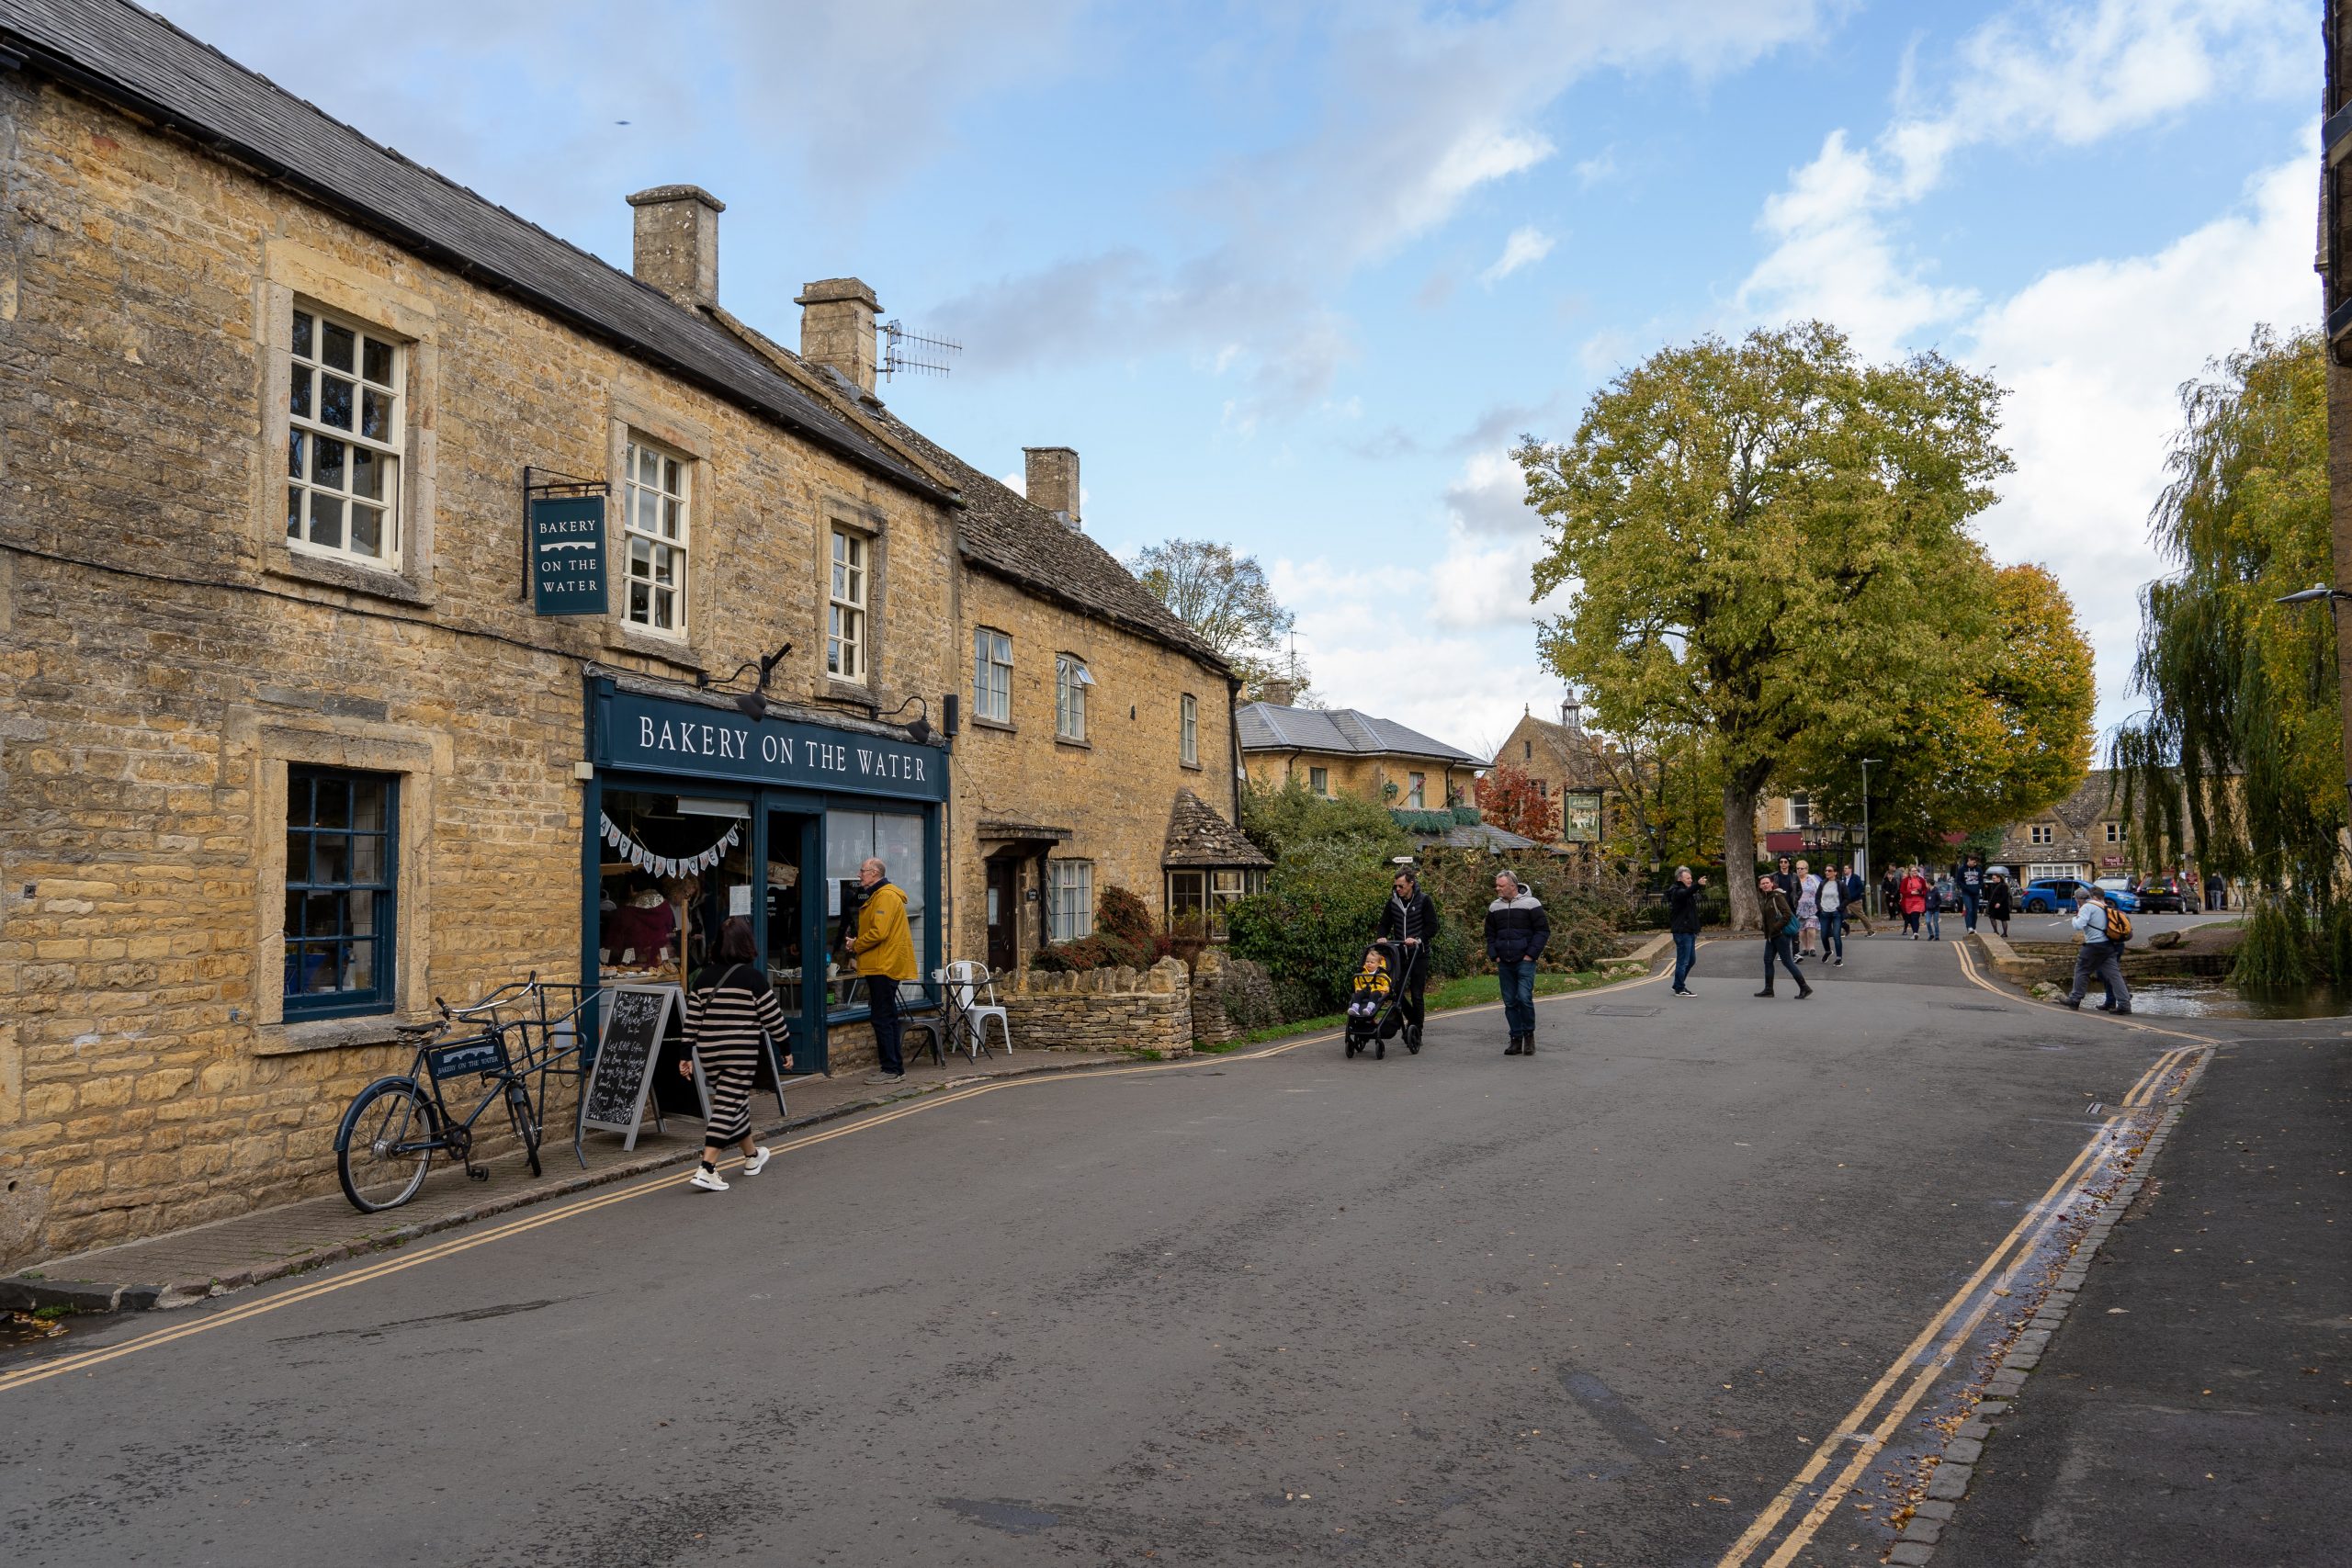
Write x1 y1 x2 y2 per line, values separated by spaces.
880 320 961 380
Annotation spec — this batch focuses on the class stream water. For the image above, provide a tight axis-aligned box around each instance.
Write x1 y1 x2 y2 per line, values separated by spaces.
2117 978 2349 1020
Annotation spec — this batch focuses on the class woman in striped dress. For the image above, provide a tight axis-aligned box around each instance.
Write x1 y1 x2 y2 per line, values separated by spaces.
678 917 792 1192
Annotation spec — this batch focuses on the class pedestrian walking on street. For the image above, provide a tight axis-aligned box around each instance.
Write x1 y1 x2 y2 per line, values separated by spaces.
1984 871 2013 939
1899 865 1928 938
850 856 917 1086
1772 855 1797 900
1924 876 1946 941
1754 875 1812 998
1665 864 1706 996
1818 862 1845 964
1795 859 1821 960
1881 868 1902 930
1843 863 1872 936
1959 854 1984 933
2061 885 2132 1014
1486 870 1550 1055
2205 871 2227 911
679 917 790 1192
1374 867 1438 1050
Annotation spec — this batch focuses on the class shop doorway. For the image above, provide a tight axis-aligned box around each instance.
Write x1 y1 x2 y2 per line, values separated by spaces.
986 856 1018 973
763 806 826 1075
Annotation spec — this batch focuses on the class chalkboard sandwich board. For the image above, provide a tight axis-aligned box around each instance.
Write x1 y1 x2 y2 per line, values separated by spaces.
582 985 689 1151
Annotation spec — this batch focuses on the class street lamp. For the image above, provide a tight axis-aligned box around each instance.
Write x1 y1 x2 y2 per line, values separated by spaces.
1860 758 1883 916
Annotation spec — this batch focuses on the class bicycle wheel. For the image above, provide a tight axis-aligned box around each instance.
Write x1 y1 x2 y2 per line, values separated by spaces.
339 1079 436 1212
504 1079 542 1178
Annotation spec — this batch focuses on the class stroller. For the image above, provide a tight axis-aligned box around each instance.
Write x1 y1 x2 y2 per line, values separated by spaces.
1343 941 1419 1059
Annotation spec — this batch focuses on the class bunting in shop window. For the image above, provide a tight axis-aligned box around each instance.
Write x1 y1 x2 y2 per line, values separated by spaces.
599 815 740 878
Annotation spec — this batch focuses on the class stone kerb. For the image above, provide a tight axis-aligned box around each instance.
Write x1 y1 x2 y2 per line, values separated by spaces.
1001 956 1193 1056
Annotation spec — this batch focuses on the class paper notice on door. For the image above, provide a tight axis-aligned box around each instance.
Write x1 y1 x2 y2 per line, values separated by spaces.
729 883 752 917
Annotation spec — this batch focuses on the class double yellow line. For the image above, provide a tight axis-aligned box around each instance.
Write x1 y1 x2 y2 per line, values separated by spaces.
3 968 1659 1397
1713 951 2205 1566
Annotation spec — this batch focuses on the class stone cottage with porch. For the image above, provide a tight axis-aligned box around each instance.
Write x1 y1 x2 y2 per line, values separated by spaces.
1238 690 1483 811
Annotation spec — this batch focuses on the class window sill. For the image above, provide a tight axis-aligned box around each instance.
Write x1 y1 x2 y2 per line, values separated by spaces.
1054 736 1091 751
971 716 1017 735
1180 760 1203 773
256 1012 422 1056
824 681 877 708
265 545 433 607
605 620 705 673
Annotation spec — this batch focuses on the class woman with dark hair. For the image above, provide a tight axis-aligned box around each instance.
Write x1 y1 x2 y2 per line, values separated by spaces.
678 915 791 1192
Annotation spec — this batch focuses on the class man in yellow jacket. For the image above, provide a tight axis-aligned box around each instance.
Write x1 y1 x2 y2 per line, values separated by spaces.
851 856 917 1084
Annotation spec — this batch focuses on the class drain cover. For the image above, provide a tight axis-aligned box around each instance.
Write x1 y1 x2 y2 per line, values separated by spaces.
1951 1002 2009 1012
1587 1004 1661 1018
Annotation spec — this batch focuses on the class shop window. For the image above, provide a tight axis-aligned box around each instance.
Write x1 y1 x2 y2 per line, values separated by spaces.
1180 694 1198 766
1408 772 1427 809
974 627 1012 723
284 766 398 1018
623 436 690 635
829 527 867 681
1056 655 1091 741
1047 860 1094 942
1208 869 1262 940
826 809 929 997
287 305 403 569
1309 765 1329 795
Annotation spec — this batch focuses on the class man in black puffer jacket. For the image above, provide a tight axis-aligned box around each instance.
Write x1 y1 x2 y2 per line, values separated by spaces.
1484 870 1551 1056
1374 867 1439 1048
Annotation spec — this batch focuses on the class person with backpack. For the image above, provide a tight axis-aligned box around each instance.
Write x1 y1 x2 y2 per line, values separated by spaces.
1753 874 1812 998
1817 861 1845 965
2060 885 2132 1013
677 916 791 1192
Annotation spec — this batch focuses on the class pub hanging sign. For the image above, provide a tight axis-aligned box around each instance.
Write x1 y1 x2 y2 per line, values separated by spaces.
529 493 608 615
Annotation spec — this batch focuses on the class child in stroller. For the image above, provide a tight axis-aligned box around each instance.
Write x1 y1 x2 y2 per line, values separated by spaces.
1344 941 1415 1059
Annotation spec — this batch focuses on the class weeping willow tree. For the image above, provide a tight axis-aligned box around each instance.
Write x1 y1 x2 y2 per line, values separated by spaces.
2109 328 2340 986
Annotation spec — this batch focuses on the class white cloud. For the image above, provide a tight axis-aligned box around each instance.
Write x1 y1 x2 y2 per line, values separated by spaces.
1444 447 1539 536
1963 143 2317 735
1479 226 1558 288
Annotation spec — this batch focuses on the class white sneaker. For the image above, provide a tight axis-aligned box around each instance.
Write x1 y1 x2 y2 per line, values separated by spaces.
741 1145 773 1177
689 1168 729 1192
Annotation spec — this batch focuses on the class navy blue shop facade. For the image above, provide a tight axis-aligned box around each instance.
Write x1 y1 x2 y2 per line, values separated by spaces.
583 671 947 1074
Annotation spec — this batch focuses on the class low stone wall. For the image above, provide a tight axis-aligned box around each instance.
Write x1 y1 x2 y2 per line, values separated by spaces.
1001 957 1193 1056
1189 948 1278 1048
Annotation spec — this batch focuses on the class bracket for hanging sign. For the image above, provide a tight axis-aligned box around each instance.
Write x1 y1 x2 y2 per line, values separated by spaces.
523 466 610 615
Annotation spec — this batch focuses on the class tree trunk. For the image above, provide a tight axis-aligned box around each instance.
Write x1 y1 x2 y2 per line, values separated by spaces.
1724 780 1762 930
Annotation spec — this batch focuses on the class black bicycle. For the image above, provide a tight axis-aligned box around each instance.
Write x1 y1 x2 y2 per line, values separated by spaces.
333 976 590 1213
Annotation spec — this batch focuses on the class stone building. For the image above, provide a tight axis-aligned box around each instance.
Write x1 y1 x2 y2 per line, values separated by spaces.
1489 698 1611 843
0 2 1257 1269
1238 689 1483 810
1991 771 2134 885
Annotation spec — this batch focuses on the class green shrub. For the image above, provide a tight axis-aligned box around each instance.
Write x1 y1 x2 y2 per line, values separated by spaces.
2329 905 2352 989
2234 897 2312 990
1272 978 1326 1024
1239 777 1412 862
1227 838 1398 1012
1389 808 1455 835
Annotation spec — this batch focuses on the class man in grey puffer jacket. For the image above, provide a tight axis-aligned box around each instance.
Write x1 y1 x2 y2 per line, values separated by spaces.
1484 871 1551 1055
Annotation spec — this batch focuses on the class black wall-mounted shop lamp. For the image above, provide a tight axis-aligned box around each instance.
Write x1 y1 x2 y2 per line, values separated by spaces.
698 643 792 721
879 694 935 746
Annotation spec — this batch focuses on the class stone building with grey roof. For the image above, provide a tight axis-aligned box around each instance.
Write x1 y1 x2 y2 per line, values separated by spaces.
0 0 1261 1268
1238 685 1485 811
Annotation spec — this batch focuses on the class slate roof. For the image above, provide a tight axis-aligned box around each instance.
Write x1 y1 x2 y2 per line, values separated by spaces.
865 410 1227 669
1406 821 1544 853
1162 789 1272 868
0 0 944 500
1236 703 1482 765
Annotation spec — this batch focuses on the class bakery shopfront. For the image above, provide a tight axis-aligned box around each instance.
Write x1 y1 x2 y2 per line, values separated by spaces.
583 672 947 1075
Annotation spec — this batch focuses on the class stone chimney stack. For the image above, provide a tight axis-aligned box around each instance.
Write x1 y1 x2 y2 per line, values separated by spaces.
627 185 724 310
1024 446 1080 528
1260 676 1298 708
796 278 882 395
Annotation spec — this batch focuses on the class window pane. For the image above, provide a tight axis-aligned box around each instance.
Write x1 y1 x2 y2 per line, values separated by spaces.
288 429 305 479
352 780 386 831
286 487 302 539
320 376 354 431
284 887 307 939
651 543 675 586
312 836 350 885
635 486 659 533
654 587 674 628
289 367 311 419
361 336 393 385
662 497 680 538
291 310 313 357
631 535 652 570
322 320 356 371
630 581 651 621
292 942 336 994
345 939 376 991
347 888 378 937
351 446 383 501
349 505 381 557
663 457 681 493
360 388 393 442
351 832 382 883
311 436 345 491
284 829 310 886
307 492 344 547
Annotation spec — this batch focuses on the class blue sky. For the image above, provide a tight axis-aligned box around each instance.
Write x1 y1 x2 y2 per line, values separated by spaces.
163 0 2318 755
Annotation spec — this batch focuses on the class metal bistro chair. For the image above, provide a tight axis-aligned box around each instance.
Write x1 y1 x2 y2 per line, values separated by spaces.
942 960 1012 1059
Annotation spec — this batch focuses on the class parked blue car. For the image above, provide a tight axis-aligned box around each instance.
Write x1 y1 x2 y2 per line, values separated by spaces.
2018 878 2087 914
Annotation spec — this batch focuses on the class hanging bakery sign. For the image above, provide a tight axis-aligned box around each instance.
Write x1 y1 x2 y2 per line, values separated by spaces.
600 815 739 879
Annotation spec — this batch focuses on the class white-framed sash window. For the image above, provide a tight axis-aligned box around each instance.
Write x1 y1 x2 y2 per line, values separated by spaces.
287 305 403 568
622 437 690 635
974 627 1012 723
830 528 867 681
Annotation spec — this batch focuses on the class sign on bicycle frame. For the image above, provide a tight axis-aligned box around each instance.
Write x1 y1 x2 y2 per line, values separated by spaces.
427 1036 510 1082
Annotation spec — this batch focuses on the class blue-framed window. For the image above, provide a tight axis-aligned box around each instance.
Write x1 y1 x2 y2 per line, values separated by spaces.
284 766 398 1018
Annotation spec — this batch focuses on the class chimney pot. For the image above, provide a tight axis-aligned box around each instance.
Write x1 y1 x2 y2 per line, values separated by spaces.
627 185 724 310
797 277 883 396
1024 446 1080 529
1261 677 1298 708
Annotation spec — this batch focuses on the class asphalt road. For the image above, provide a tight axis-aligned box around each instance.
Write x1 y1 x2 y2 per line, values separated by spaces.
0 937 2230 1566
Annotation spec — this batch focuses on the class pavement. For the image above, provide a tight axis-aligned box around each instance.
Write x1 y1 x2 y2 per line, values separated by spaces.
0 931 2336 1567
0 1043 1133 1314
1930 1033 2350 1567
